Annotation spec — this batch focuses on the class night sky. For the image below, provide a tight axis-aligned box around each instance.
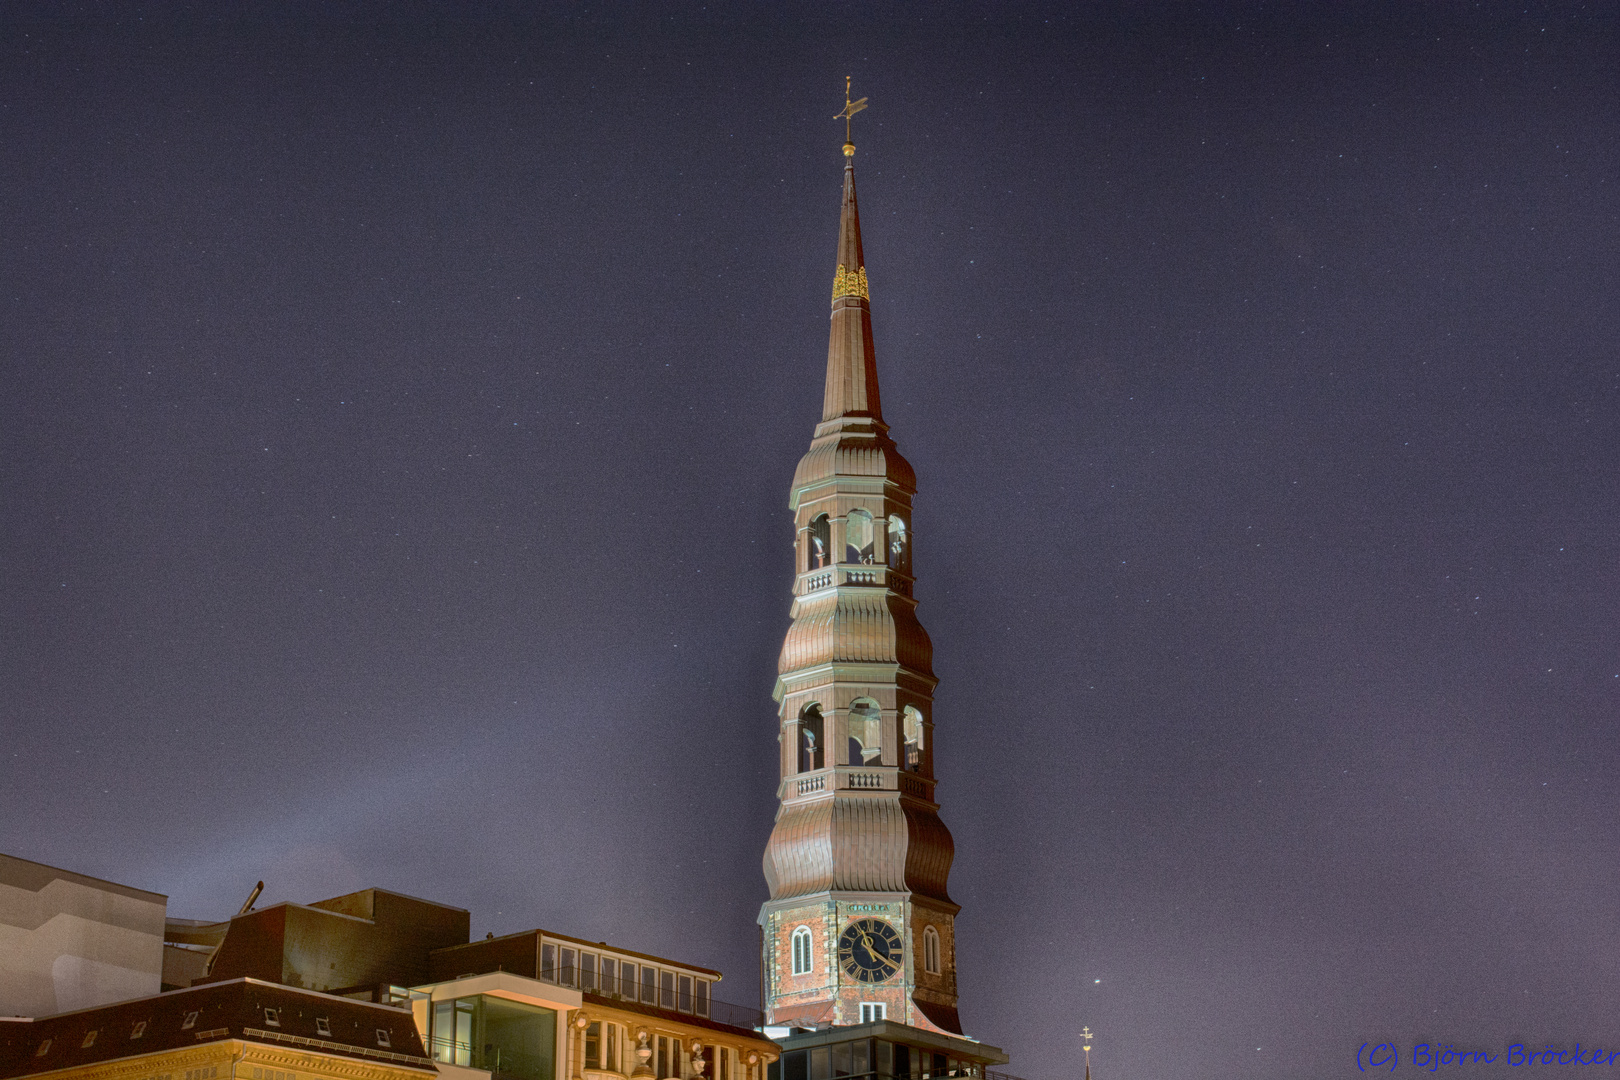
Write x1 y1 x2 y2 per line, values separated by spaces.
3 4 1617 1078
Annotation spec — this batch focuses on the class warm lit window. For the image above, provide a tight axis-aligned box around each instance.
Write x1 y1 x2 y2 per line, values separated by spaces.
923 925 941 975
791 926 813 975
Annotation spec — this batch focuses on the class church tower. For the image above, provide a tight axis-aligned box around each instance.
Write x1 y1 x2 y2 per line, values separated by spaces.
759 105 961 1037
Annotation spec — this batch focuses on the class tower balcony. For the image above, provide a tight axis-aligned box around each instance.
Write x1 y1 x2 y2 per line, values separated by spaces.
797 563 913 598
783 765 936 802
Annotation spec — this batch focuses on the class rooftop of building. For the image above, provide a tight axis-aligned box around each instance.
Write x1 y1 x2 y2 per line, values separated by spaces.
0 979 432 1080
0 852 166 905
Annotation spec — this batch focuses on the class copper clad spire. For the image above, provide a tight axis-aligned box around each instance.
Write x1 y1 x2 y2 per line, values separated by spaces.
823 83 881 425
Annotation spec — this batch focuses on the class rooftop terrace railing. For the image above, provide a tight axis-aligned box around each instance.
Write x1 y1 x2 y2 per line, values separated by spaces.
539 969 765 1030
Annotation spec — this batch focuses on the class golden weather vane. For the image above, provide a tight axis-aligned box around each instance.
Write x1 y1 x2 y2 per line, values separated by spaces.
835 75 868 156
1081 1027 1095 1080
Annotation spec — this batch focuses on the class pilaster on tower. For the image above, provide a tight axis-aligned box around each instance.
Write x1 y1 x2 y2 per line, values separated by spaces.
760 120 963 1039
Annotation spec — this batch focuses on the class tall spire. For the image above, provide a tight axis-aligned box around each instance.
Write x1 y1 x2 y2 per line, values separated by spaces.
823 82 881 425
761 85 964 1039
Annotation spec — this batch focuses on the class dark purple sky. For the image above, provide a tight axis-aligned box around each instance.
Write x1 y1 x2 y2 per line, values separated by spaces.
3 4 1617 1078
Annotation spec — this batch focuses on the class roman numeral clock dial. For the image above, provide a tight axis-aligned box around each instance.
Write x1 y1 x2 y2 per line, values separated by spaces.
837 918 903 984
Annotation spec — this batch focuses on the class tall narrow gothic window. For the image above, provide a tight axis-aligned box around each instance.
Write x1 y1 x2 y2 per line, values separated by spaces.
798 705 824 773
791 926 813 975
923 925 941 974
846 509 874 564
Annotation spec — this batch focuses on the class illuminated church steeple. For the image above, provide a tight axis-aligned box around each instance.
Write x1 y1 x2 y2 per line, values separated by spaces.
760 86 961 1036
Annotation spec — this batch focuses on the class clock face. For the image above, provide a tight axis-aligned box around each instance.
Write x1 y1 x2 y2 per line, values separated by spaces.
838 918 903 983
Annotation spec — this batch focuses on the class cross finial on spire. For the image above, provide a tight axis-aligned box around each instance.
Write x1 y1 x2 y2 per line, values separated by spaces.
1081 1027 1094 1080
835 76 867 157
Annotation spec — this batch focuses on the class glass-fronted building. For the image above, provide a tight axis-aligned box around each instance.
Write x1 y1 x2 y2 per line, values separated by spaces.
767 1022 1005 1080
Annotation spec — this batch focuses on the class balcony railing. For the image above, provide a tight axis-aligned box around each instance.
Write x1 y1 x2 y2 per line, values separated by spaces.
795 565 913 598
537 969 764 1031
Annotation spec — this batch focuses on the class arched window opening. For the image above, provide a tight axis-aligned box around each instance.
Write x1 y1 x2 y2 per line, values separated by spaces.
848 699 883 765
808 515 832 570
845 509 875 564
798 705 825 773
888 516 910 571
923 926 941 975
902 707 925 773
791 926 813 976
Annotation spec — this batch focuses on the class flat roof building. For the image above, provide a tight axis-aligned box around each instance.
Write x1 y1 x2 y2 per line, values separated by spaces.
1 853 166 1018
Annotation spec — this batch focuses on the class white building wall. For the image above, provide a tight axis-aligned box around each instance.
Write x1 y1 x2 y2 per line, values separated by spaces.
0 852 166 1018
